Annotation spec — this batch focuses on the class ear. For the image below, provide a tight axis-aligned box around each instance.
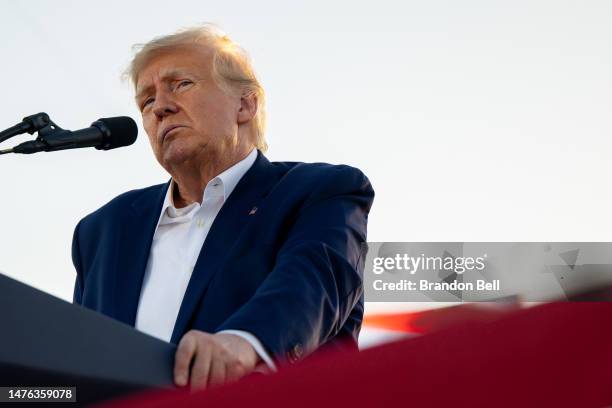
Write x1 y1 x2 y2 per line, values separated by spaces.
237 93 258 125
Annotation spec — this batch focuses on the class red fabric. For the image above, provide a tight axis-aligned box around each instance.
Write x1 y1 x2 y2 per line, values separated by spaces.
100 302 612 408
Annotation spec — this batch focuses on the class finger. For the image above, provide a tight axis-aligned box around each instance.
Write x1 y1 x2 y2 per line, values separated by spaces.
225 360 247 383
207 356 227 388
190 346 212 389
174 333 197 386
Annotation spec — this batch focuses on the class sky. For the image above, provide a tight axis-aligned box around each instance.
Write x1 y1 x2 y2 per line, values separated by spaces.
0 0 611 317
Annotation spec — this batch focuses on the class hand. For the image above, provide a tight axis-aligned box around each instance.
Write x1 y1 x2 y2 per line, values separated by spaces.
174 331 259 389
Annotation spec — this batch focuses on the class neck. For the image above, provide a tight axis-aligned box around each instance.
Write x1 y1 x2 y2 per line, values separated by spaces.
170 142 253 208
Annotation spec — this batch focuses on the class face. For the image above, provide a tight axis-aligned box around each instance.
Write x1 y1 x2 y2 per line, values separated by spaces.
135 46 243 171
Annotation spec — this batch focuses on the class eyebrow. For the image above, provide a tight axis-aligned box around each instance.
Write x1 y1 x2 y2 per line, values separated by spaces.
135 69 193 100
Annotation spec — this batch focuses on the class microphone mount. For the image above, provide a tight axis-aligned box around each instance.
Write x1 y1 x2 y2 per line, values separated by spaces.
0 113 73 154
0 112 53 144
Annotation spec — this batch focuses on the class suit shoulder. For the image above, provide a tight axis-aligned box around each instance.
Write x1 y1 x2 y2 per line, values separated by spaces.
271 159 370 187
268 159 374 202
78 182 167 227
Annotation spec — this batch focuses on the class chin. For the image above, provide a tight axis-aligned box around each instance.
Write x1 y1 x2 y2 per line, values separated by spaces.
160 143 199 167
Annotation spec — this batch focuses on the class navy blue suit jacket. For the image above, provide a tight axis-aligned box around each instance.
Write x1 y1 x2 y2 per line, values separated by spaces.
72 151 374 363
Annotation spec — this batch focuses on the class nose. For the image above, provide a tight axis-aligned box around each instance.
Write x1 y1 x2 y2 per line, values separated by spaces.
152 89 179 119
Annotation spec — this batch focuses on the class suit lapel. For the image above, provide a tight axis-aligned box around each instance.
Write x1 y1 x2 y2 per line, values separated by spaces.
170 151 278 343
112 182 169 326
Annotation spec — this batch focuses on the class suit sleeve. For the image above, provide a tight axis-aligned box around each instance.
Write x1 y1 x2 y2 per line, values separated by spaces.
216 165 374 363
72 220 84 305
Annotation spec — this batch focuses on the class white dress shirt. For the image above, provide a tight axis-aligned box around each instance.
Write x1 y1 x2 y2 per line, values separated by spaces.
135 148 275 369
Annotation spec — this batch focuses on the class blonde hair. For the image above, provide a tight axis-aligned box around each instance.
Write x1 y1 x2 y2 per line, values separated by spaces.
126 24 268 152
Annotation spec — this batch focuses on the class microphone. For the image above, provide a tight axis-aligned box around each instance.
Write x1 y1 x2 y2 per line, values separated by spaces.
3 117 138 155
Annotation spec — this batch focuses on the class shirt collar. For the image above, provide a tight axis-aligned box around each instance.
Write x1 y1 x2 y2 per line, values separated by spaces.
157 148 258 225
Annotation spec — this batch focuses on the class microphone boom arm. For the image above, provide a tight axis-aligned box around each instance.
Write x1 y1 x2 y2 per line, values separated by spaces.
0 112 52 144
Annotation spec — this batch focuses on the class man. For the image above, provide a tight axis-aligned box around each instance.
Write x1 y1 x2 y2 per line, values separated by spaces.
71 25 374 389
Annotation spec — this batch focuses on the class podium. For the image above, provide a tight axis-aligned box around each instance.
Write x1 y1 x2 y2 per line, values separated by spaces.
0 273 176 405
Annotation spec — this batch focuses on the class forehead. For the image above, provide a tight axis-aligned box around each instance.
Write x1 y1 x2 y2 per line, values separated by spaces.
135 46 213 93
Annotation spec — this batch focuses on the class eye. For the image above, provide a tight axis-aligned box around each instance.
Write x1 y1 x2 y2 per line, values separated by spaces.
176 80 193 89
141 97 154 110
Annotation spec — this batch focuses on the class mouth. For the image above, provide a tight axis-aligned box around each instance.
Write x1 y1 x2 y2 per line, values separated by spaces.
160 125 186 143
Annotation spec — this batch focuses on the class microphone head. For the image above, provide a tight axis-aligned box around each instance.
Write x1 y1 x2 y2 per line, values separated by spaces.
92 116 138 150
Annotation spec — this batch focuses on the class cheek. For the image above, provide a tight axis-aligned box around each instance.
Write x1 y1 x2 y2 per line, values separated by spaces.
191 94 237 132
142 116 159 146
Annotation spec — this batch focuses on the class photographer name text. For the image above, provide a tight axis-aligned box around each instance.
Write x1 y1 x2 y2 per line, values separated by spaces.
373 279 500 292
